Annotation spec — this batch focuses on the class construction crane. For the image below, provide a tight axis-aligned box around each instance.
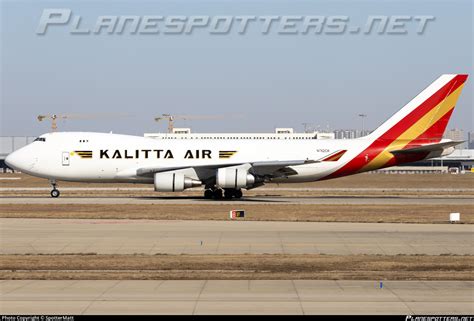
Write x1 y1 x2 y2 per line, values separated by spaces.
37 114 70 131
154 114 179 134
37 113 130 131
154 114 226 133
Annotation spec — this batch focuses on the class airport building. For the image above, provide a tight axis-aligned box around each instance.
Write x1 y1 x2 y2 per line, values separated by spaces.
333 129 372 139
144 128 336 140
411 148 474 171
468 131 474 149
444 128 466 149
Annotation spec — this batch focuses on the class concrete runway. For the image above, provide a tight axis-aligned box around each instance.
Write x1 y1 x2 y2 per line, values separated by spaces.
1 218 472 255
2 195 472 205
1 280 472 315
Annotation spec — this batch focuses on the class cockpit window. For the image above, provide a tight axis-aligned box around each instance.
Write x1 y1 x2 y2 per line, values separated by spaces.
34 137 46 142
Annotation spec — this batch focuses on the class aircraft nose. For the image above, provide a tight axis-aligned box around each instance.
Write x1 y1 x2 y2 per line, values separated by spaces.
5 150 20 170
5 148 34 172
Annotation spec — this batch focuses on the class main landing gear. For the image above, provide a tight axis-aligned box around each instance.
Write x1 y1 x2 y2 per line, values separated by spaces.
50 180 60 198
204 188 243 200
224 188 243 199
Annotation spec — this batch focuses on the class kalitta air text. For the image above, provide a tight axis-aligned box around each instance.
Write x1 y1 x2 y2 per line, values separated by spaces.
99 149 213 159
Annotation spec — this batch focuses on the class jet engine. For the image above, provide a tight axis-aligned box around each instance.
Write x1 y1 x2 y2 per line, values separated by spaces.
216 167 255 189
154 172 201 192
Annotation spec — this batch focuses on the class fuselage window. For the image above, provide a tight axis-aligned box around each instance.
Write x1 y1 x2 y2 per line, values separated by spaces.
34 137 46 142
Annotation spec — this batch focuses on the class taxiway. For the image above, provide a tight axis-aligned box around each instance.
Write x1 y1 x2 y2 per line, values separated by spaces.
1 218 472 255
1 280 472 315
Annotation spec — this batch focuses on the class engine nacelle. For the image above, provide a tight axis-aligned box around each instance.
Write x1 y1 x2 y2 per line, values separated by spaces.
154 172 201 192
216 167 255 189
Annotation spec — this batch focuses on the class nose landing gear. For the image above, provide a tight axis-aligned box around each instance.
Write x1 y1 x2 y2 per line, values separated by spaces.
50 180 60 198
51 189 60 198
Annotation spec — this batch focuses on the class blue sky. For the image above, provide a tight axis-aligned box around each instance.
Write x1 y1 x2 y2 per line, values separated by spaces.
1 0 472 136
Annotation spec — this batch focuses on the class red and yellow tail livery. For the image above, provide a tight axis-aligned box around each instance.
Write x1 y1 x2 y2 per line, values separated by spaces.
328 74 468 177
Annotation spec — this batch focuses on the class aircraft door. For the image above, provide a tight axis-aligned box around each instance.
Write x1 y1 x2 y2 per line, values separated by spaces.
62 152 70 166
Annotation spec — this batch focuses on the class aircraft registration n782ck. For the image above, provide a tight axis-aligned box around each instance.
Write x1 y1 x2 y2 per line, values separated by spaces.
5 74 469 199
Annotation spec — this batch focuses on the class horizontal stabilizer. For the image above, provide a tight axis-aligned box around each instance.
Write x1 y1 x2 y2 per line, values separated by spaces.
389 141 464 155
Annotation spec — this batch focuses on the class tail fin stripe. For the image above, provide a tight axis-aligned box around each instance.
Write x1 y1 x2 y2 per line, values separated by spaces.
408 108 455 145
373 74 465 142
324 74 468 179
360 82 465 171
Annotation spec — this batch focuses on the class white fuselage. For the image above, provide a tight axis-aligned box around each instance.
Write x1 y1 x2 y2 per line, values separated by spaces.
5 131 371 184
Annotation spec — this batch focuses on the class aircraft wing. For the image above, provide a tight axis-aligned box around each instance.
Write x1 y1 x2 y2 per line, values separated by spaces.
389 140 464 155
250 159 318 177
136 159 317 178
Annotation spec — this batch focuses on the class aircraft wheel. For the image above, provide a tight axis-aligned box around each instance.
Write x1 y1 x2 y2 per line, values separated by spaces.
224 189 234 199
213 189 223 200
50 189 60 198
204 189 213 199
234 189 243 199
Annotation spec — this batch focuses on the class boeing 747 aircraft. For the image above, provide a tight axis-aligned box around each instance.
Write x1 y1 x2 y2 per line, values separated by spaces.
5 74 468 199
